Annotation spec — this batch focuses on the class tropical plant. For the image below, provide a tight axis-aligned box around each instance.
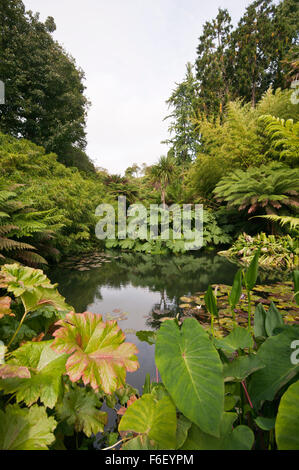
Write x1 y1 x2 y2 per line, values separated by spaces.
213 163 299 225
260 115 299 166
0 264 139 450
121 270 299 450
219 232 299 271
0 182 63 265
149 155 176 207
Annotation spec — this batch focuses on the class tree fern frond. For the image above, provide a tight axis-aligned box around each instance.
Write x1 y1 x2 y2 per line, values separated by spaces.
252 214 299 230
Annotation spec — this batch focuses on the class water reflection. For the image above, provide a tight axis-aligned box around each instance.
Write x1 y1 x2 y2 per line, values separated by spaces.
48 251 238 391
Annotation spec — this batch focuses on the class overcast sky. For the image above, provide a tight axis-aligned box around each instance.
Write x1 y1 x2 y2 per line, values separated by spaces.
23 0 252 174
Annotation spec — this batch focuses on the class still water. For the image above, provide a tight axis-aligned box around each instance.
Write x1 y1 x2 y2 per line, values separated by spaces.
48 251 238 393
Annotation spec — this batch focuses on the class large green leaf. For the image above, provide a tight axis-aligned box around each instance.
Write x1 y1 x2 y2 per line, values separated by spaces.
0 404 56 450
155 318 224 437
248 326 299 407
276 381 299 450
175 415 192 449
119 393 177 449
0 264 72 313
215 327 253 354
181 412 254 450
51 312 139 394
0 341 68 408
122 435 159 450
223 355 265 382
56 384 107 437
2 264 70 313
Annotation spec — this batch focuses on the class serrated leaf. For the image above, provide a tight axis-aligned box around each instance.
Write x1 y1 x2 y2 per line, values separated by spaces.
0 341 68 408
155 318 224 437
0 404 56 450
56 385 107 437
51 312 139 394
0 264 72 313
119 393 177 449
0 296 12 318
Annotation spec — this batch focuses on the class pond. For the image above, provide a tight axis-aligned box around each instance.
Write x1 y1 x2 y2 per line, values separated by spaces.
48 251 239 393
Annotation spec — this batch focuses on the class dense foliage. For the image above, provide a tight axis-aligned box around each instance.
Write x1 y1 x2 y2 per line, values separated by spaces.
0 0 298 452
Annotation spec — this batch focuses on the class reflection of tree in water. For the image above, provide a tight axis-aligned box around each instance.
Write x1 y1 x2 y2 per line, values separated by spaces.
48 251 238 313
145 296 179 330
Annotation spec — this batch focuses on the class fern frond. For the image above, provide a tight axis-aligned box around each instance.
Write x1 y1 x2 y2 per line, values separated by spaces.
252 214 299 230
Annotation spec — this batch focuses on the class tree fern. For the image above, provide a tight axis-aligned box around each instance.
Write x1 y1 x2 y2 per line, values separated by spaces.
0 184 63 266
213 163 299 216
260 115 299 165
252 214 299 230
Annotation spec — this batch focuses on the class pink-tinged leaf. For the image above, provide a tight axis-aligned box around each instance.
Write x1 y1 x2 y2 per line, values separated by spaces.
0 364 30 379
51 312 139 394
0 296 13 319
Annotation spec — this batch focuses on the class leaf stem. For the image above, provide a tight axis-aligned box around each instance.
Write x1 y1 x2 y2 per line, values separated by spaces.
7 309 29 349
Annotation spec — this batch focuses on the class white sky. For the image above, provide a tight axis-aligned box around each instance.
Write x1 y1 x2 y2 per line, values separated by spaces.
23 0 252 174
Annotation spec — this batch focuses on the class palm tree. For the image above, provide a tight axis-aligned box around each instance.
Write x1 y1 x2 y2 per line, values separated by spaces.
150 155 176 207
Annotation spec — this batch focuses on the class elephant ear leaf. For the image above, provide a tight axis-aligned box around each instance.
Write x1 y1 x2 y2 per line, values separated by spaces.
51 312 139 394
276 381 299 450
119 393 177 449
155 318 224 437
0 404 56 450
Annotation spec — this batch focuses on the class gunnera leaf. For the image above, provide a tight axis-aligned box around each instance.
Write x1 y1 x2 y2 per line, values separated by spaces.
0 341 68 408
56 385 107 437
0 404 56 450
51 312 139 394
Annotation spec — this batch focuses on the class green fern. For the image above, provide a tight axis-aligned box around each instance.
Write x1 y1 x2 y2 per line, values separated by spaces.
213 163 299 217
260 115 299 165
252 214 299 230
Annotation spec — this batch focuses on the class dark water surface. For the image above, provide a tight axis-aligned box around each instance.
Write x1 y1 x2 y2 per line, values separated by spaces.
48 251 239 392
